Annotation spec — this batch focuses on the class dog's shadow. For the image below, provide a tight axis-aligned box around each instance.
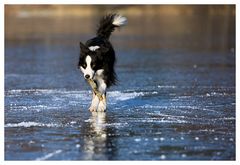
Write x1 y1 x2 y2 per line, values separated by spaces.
81 111 117 159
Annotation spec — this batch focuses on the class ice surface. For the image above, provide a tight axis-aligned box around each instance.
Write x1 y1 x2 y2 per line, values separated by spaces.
5 21 235 160
5 85 235 160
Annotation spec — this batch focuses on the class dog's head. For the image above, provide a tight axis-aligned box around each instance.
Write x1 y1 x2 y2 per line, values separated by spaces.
78 42 108 80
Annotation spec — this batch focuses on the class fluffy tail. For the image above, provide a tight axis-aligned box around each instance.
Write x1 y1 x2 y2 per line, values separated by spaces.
96 14 127 39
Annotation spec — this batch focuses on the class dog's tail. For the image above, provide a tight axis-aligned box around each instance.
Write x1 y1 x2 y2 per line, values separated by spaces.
96 13 127 40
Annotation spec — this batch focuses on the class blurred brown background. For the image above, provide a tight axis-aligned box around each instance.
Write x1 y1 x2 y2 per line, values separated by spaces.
5 5 235 51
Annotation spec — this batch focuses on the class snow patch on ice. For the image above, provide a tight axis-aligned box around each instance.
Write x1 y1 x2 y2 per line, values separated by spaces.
76 144 81 148
142 104 216 111
5 121 60 128
109 91 144 101
195 137 199 141
157 85 176 89
160 154 166 160
134 138 141 142
36 149 62 160
134 117 188 124
6 89 146 103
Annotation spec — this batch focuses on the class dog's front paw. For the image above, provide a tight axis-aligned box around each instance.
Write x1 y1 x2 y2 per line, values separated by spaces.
98 101 106 112
89 95 99 112
89 105 98 112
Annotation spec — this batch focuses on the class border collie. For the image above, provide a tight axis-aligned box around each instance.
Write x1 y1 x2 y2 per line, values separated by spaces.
78 14 127 112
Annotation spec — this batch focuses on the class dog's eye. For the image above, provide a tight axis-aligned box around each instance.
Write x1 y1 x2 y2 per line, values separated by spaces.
82 63 87 68
91 64 96 68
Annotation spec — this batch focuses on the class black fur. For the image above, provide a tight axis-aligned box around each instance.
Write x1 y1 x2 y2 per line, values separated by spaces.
78 14 123 88
97 13 119 39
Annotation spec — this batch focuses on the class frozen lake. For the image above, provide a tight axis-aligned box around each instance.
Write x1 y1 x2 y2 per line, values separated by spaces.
5 6 235 160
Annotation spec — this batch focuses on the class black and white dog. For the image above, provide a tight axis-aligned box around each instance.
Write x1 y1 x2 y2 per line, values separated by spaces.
78 14 127 112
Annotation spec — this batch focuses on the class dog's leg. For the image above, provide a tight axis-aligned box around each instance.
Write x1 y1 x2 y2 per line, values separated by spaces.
98 93 106 112
89 91 99 112
87 79 103 100
97 81 107 112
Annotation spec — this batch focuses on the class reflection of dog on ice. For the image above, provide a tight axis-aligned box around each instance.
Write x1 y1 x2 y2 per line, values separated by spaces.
83 112 108 159
78 14 127 112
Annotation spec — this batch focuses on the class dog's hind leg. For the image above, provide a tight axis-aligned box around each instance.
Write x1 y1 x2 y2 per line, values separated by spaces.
89 91 99 112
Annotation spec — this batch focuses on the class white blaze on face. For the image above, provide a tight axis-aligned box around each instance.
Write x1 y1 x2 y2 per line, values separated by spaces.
80 55 94 79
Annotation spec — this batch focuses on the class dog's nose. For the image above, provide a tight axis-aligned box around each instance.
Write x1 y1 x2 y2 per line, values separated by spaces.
85 74 90 79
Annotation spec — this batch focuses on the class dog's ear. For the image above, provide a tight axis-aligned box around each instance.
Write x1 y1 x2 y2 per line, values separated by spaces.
79 42 89 53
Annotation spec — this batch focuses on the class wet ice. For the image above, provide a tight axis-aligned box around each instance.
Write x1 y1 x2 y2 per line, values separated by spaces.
4 84 235 160
5 11 235 160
